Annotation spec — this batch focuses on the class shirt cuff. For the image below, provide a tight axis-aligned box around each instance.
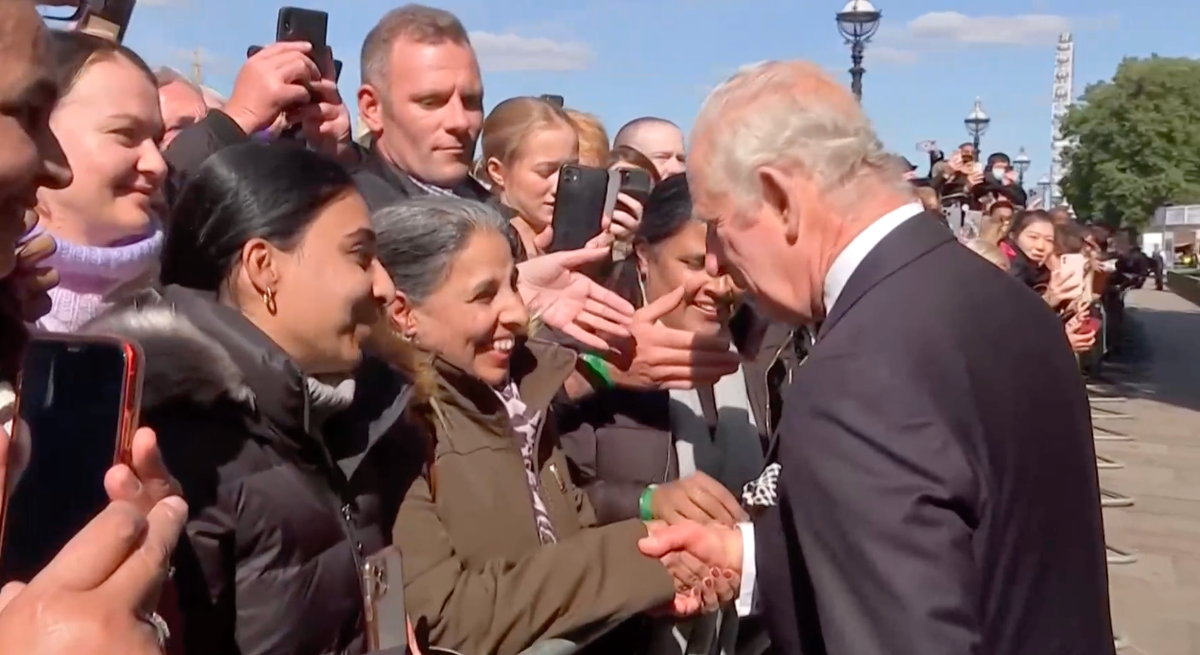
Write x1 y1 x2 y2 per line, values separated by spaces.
734 522 756 617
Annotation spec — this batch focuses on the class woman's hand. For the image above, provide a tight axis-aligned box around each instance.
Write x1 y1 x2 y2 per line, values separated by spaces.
608 193 643 243
516 248 635 352
1064 313 1097 353
0 496 188 655
651 473 748 527
8 211 59 323
1044 268 1084 308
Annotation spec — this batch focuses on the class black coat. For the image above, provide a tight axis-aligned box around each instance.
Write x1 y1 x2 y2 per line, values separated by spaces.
756 214 1113 655
350 146 491 212
86 286 416 655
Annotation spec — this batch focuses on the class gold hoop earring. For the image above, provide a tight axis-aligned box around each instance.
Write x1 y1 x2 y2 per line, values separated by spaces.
637 272 648 307
262 288 277 316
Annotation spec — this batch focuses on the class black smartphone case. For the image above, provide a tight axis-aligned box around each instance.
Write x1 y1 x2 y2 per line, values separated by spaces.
549 165 609 253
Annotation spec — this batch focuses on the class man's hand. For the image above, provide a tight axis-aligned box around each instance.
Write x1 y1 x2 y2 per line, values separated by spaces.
651 472 748 526
0 495 188 655
641 521 743 616
965 170 984 189
517 248 635 352
297 47 353 162
224 42 322 136
611 284 740 390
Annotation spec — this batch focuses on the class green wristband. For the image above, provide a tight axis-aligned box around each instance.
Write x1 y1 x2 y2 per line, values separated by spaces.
579 353 614 389
639 484 658 521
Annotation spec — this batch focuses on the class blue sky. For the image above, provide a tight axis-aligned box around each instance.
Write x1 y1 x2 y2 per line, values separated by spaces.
121 0 1196 186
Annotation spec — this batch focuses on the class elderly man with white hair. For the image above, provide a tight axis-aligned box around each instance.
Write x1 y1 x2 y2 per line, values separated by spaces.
639 61 1114 655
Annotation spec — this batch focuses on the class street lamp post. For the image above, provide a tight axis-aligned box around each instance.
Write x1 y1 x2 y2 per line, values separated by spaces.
1038 175 1052 206
1013 147 1030 186
836 0 882 102
964 97 990 152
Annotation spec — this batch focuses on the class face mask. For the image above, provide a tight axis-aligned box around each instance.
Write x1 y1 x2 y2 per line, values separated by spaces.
992 167 1007 180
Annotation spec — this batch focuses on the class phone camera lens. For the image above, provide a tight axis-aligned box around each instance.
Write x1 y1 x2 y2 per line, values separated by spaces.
565 169 579 183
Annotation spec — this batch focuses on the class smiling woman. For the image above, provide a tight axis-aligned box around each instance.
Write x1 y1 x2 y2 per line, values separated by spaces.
33 31 167 333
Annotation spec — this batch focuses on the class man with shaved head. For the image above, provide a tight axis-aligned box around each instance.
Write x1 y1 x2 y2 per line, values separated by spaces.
639 61 1113 655
613 116 686 179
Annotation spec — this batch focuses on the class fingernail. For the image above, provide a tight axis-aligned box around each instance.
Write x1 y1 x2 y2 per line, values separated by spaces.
710 567 720 577
723 570 733 579
704 578 714 588
161 495 188 515
119 471 142 496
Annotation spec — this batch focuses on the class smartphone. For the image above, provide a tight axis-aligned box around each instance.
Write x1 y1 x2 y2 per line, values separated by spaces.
540 94 565 108
78 0 137 44
277 7 328 61
0 335 144 584
1061 253 1087 283
549 166 619 253
617 168 653 206
334 59 343 82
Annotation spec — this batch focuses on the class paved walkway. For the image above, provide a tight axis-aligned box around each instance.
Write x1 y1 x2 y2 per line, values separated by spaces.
1094 287 1200 655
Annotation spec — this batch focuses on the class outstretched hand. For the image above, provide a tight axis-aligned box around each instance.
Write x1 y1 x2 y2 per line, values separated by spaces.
517 247 635 352
611 283 741 390
640 521 743 617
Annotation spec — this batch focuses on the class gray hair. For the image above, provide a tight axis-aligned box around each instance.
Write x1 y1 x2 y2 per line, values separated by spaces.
360 4 471 89
694 60 908 207
153 66 195 90
373 196 512 303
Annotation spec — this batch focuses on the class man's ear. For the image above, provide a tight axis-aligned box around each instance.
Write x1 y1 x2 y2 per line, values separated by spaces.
757 165 802 245
388 291 420 339
241 238 280 296
359 84 385 134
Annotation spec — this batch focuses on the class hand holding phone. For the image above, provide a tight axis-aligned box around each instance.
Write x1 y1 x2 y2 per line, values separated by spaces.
0 335 144 584
549 165 620 253
76 0 137 44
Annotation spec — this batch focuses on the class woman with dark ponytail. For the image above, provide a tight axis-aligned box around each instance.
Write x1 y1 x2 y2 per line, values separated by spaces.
86 142 404 655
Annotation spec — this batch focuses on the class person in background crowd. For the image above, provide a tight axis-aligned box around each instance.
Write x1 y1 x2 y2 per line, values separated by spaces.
567 108 610 168
482 96 642 259
914 186 941 214
155 67 208 148
983 198 1015 247
931 142 980 205
608 144 661 186
1152 246 1164 289
87 142 400 655
1005 209 1055 292
973 152 1028 207
613 116 687 180
964 238 1011 271
481 96 580 258
355 4 487 207
33 32 166 333
372 196 734 655
1050 206 1073 225
642 59 1113 655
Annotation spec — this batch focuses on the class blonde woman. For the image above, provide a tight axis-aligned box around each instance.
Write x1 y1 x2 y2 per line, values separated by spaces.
481 97 640 258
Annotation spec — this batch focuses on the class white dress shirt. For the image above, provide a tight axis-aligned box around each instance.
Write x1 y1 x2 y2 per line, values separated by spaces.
733 201 925 617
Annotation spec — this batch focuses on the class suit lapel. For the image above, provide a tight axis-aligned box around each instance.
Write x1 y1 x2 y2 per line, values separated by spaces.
818 213 955 340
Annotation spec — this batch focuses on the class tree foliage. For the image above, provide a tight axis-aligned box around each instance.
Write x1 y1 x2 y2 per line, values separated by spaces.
1060 56 1200 227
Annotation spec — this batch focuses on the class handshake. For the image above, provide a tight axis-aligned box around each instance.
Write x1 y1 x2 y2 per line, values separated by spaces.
639 520 745 616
